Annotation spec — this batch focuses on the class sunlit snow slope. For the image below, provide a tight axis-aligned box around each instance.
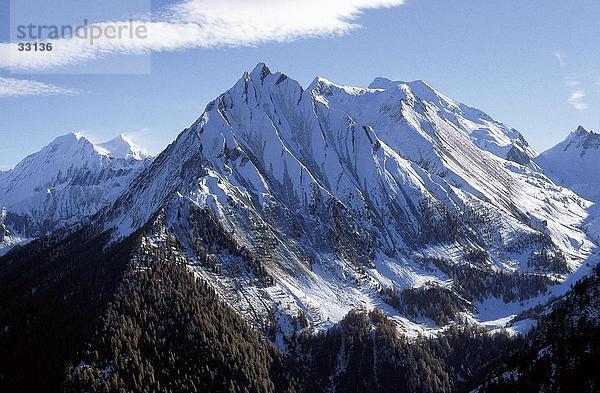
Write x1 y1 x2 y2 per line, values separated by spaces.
0 133 151 254
96 64 597 337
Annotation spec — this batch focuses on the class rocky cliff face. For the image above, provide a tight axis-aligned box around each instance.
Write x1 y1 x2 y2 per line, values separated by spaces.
94 64 595 336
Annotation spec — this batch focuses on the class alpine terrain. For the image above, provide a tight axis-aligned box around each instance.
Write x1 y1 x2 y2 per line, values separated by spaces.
0 133 151 254
536 126 600 244
1 64 599 393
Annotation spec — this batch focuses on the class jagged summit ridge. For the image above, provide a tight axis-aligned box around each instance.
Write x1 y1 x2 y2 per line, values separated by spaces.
99 63 595 337
0 132 152 253
536 125 600 215
561 126 600 152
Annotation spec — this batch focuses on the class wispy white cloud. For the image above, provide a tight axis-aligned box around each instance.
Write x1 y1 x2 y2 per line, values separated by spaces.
0 77 77 97
567 90 588 111
563 75 581 88
554 52 566 68
554 52 589 111
0 0 406 71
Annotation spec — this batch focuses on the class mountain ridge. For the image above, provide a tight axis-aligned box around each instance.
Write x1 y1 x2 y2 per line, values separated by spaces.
1 64 598 335
88 63 596 337
536 125 600 203
0 132 152 254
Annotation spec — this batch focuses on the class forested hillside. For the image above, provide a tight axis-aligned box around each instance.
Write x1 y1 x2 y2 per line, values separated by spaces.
2 216 599 392
477 264 600 393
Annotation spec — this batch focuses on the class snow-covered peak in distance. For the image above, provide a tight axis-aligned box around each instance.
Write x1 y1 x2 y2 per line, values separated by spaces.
0 132 150 201
561 125 600 153
3 132 102 192
0 132 152 253
537 126 600 203
94 134 150 160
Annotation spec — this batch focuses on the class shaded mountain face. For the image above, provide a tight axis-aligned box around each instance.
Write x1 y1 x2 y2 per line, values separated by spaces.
477 263 600 393
0 133 151 254
536 126 600 244
537 126 600 203
94 63 595 336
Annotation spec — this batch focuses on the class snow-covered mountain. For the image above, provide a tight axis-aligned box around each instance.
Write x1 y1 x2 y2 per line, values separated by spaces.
537 126 600 203
92 63 595 337
0 133 151 254
536 126 600 244
94 134 151 160
2 64 599 393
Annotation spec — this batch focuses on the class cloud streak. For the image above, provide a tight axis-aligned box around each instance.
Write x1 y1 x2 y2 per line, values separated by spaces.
554 52 589 111
0 0 405 72
554 52 566 69
567 90 588 111
0 77 77 97
563 75 581 88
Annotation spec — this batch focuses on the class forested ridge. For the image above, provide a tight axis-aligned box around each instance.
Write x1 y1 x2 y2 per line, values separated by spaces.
477 264 600 393
64 232 290 393
64 244 523 393
1 222 598 393
0 228 135 392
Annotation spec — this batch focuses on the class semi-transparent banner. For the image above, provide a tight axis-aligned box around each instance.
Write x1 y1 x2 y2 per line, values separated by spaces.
6 0 152 75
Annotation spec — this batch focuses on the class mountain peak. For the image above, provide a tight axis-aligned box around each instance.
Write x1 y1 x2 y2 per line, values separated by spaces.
0 131 151 244
537 125 600 202
368 77 454 105
561 125 599 151
566 125 590 141
308 76 370 99
49 132 88 146
41 132 149 161
94 134 150 160
308 76 333 91
368 77 393 89
250 62 272 82
368 77 433 91
37 132 98 161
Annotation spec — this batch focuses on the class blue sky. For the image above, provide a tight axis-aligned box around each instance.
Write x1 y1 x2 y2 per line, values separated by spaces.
1 0 599 169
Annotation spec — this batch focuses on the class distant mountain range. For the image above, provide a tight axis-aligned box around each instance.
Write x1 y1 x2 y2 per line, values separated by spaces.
1 64 599 392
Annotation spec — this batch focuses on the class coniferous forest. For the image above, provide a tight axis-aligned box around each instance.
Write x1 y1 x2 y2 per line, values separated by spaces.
2 220 598 393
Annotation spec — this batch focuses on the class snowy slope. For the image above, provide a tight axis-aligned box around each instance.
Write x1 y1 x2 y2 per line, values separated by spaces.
537 126 600 203
366 77 537 167
93 63 598 338
536 126 600 243
0 133 151 254
94 134 151 160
